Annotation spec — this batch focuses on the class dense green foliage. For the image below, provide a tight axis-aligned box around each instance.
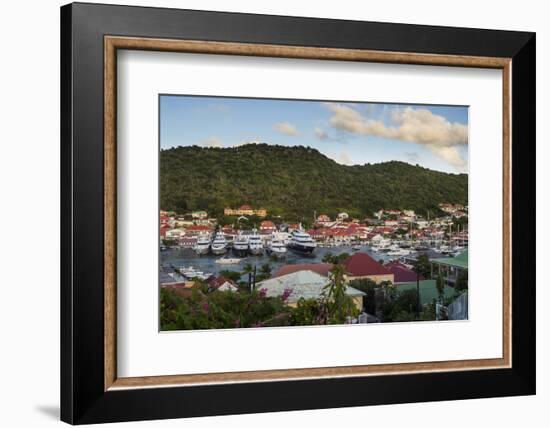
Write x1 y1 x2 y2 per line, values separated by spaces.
161 265 360 330
160 287 292 330
160 144 468 221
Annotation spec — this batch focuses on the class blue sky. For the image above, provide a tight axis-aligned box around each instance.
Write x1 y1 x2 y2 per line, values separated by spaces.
160 95 469 174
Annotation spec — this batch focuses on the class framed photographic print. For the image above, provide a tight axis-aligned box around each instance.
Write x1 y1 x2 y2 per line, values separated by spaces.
60 2 536 424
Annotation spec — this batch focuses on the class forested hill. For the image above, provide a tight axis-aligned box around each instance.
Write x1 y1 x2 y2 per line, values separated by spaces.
160 144 468 221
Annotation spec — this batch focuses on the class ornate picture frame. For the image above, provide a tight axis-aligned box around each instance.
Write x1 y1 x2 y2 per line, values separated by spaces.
61 2 535 424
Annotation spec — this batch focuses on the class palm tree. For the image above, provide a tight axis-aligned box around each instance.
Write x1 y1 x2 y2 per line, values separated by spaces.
243 263 254 291
322 264 357 324
260 263 272 277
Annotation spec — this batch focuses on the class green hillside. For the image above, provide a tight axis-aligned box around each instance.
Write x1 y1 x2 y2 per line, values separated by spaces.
160 144 467 222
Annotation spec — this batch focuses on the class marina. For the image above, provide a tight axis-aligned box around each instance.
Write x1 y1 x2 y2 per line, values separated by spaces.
160 239 451 283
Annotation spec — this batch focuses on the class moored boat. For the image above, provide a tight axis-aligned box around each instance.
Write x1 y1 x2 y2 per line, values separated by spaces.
193 235 210 255
215 257 242 264
210 231 228 255
248 228 264 255
266 239 287 257
287 229 316 255
232 233 249 257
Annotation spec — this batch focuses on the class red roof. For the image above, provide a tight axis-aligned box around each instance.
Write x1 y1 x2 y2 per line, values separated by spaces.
344 253 391 277
308 228 352 237
239 204 252 210
385 261 422 283
272 263 333 278
186 225 211 231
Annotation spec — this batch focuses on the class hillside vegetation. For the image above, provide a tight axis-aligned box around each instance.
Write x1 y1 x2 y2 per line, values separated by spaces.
160 144 467 222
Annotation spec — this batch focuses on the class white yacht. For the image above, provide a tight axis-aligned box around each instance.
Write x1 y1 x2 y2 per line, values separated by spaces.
248 228 263 255
287 229 316 254
193 235 210 256
210 231 228 255
232 233 249 257
179 266 206 279
215 257 242 264
266 239 287 257
387 248 411 257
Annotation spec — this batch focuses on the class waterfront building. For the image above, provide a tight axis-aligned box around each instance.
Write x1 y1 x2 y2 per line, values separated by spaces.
415 219 429 229
257 270 365 310
316 214 331 223
438 203 465 215
287 223 301 231
384 209 401 217
185 225 212 236
431 251 468 287
191 210 208 219
260 220 276 232
165 228 186 239
337 212 349 221
224 204 267 217
343 252 394 284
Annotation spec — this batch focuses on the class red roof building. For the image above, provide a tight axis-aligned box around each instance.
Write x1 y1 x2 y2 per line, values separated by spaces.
160 225 170 237
272 263 333 278
385 261 422 283
260 220 276 231
186 225 212 236
343 252 394 283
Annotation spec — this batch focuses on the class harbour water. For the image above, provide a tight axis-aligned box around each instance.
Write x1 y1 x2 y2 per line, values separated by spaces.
160 245 440 283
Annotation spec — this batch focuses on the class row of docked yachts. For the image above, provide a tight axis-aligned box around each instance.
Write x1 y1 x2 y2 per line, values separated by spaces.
193 228 317 257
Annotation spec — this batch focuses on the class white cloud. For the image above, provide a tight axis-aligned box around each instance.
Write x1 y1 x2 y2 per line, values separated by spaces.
314 127 328 140
200 136 223 148
336 151 354 166
274 121 300 136
324 103 468 170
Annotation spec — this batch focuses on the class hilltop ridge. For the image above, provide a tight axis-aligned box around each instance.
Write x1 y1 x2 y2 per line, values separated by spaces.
160 144 468 221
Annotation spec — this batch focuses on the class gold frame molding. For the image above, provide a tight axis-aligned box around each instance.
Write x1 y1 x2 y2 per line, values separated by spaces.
104 36 512 391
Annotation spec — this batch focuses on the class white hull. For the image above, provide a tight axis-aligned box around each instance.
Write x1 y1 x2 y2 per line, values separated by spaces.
215 257 241 264
211 246 227 255
248 247 263 256
193 246 210 255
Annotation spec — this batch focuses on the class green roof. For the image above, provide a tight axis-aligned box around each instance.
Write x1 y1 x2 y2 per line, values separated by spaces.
431 251 468 269
395 280 456 305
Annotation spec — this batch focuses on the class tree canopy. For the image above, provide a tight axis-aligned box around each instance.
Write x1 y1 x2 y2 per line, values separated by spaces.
160 144 468 221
